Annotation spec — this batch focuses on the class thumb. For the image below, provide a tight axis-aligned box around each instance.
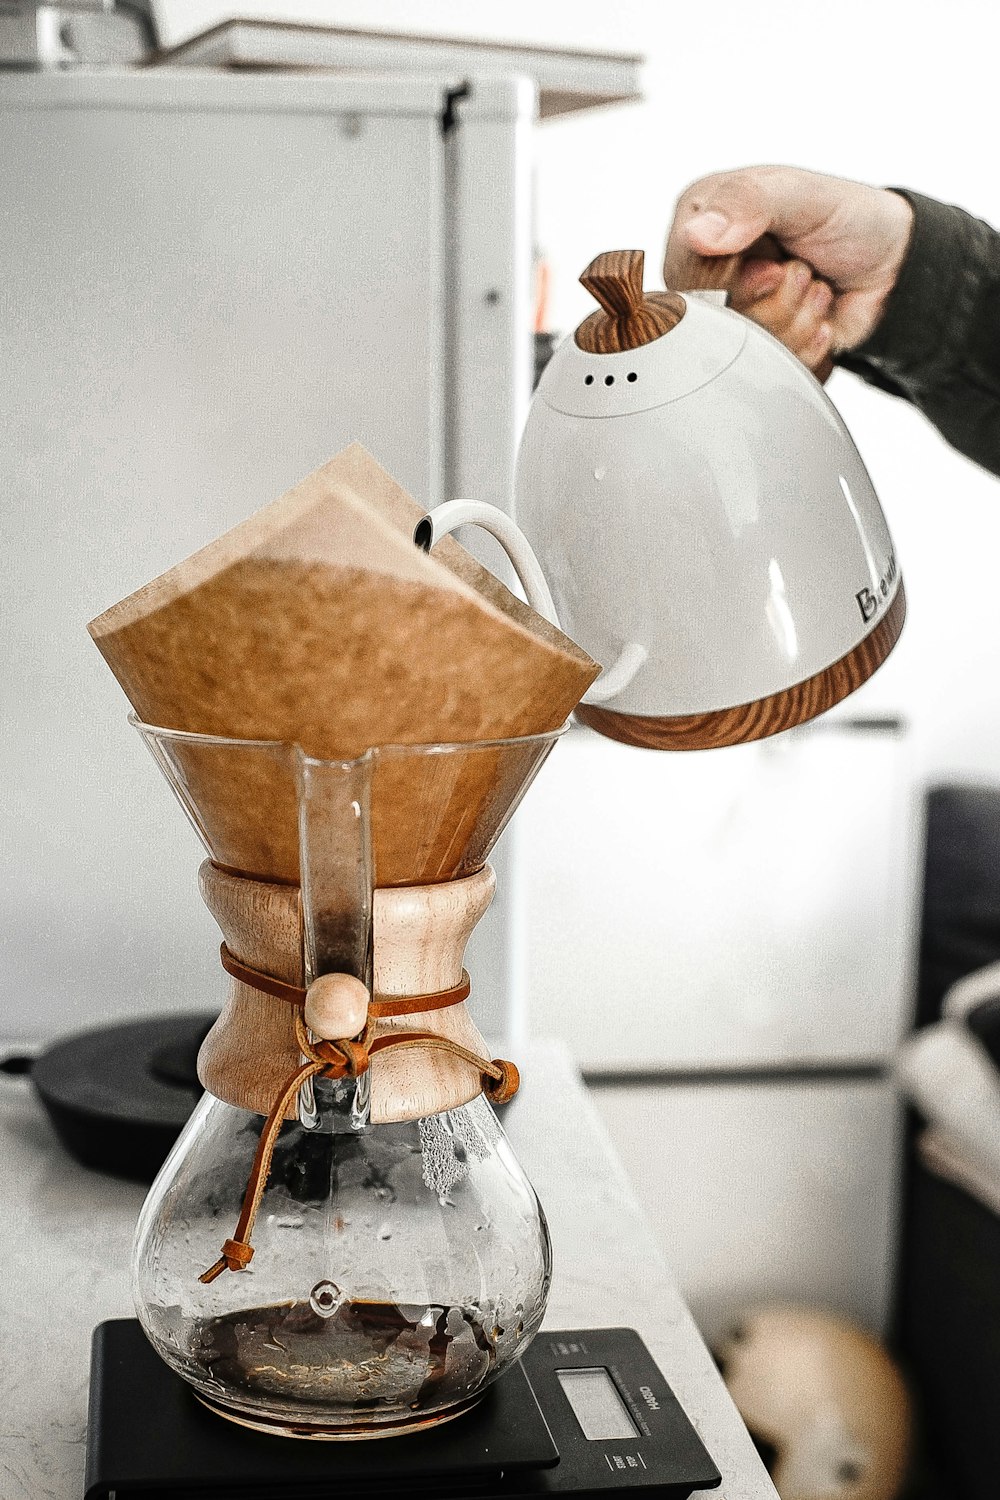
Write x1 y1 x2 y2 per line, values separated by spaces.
682 202 771 257
673 167 831 261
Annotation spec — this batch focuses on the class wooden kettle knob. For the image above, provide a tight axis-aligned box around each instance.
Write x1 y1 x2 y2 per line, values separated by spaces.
580 249 647 319
576 248 686 354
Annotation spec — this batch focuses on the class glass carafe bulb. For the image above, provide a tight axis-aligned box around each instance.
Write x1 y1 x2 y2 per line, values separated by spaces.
132 1086 551 1438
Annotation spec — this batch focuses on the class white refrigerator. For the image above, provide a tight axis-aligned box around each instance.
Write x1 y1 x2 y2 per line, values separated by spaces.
0 49 638 1045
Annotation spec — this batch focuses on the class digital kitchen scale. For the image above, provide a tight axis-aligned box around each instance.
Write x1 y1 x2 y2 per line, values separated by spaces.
86 1321 722 1498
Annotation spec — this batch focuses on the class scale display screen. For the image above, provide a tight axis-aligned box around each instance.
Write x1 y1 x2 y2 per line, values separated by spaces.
556 1367 640 1441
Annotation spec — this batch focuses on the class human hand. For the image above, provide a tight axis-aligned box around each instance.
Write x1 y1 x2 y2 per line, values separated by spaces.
728 256 838 380
663 166 914 374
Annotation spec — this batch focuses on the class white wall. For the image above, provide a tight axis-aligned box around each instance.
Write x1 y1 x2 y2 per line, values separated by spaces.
588 1077 903 1345
153 0 1000 785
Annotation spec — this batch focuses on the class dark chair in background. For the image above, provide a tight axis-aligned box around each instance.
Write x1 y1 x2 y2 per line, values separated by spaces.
894 786 1000 1500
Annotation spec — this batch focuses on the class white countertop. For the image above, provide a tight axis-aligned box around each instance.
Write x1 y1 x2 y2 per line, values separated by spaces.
0 1038 775 1499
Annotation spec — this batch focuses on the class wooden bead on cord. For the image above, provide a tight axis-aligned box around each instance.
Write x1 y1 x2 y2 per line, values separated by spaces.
304 972 369 1041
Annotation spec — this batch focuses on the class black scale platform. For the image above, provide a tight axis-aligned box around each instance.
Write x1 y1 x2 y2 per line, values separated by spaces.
86 1321 721 1499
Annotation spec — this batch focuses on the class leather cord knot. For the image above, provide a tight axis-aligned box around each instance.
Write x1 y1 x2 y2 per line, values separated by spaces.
218 1237 254 1272
297 1025 371 1080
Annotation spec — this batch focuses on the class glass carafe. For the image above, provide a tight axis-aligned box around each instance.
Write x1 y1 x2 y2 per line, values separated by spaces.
133 1089 551 1437
128 720 561 1438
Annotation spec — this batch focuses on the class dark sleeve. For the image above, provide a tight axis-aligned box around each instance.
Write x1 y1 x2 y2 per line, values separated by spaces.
835 190 1000 477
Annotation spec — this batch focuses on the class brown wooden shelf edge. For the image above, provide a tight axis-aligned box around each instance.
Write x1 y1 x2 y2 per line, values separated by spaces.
574 581 906 751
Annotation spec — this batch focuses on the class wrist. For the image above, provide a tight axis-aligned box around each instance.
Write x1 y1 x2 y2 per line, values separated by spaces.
878 190 917 292
838 191 993 383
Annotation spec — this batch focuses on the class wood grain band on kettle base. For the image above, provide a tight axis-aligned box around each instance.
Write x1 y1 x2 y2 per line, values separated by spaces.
575 582 906 751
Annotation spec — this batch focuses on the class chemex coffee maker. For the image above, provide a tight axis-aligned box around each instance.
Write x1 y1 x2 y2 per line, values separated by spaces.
83 251 903 1496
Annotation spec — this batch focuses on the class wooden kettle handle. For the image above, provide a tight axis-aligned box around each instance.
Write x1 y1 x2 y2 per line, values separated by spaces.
666 247 745 296
666 232 794 297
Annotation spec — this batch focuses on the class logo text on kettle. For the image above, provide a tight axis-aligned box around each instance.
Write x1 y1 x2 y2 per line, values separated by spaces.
855 552 898 623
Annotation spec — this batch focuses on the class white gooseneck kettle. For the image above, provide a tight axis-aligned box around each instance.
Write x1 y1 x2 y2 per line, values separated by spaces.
418 248 904 749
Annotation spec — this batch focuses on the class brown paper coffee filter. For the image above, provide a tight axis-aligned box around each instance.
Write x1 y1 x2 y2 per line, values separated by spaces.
90 444 598 883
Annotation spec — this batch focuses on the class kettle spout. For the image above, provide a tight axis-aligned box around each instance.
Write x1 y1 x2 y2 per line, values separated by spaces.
415 500 560 628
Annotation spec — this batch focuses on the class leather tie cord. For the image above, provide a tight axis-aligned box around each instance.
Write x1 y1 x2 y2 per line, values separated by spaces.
219 944 472 1016
200 959 519 1285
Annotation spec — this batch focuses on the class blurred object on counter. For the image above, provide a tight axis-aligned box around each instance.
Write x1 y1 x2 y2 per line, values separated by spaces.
32 1014 212 1181
715 1304 912 1500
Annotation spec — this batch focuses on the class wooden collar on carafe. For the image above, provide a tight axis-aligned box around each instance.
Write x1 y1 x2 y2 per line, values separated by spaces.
198 860 509 1124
